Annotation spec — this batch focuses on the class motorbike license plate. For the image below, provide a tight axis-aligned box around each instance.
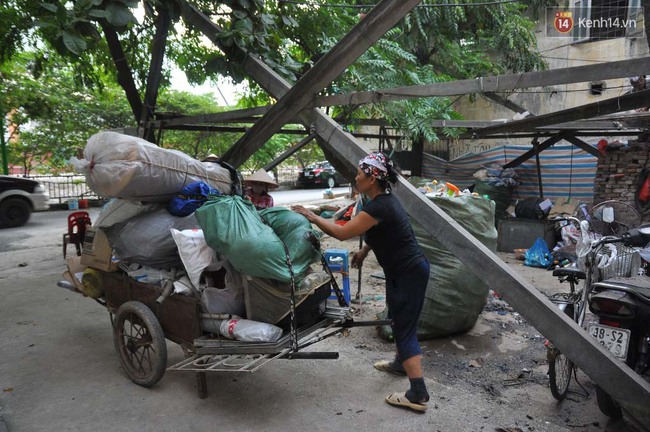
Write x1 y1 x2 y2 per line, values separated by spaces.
587 324 631 359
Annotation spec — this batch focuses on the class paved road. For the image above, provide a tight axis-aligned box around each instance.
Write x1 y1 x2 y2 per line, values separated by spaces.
272 186 350 207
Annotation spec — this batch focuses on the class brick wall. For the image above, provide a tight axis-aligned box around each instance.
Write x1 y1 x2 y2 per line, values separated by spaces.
593 138 650 223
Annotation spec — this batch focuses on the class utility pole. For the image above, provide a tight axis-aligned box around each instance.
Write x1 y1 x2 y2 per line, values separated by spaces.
1 115 8 175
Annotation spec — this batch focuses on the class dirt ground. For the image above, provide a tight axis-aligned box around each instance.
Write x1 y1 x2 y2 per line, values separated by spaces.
317 217 641 432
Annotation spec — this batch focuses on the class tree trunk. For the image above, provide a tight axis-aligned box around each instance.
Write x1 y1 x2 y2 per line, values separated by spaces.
100 21 143 123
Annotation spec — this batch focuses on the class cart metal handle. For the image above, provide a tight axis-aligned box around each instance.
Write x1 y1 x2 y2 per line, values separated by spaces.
284 352 340 360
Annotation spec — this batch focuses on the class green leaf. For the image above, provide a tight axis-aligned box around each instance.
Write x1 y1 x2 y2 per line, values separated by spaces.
234 18 253 35
32 20 57 29
104 3 136 27
61 31 87 54
232 10 248 20
88 9 110 19
39 2 58 13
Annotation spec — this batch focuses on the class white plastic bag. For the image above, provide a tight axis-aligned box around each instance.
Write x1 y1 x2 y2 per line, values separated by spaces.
173 276 194 295
70 131 232 201
218 317 283 342
170 228 218 289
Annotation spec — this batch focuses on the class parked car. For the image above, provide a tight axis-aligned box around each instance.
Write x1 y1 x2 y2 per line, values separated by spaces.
297 161 347 188
0 175 50 227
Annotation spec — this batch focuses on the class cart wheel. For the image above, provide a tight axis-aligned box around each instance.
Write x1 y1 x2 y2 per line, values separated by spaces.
113 301 167 388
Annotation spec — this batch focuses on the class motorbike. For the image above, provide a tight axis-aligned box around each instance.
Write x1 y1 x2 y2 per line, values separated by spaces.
587 225 650 418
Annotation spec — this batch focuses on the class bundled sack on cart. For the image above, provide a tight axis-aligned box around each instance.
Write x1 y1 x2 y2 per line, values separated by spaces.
94 199 164 228
69 131 233 201
243 271 331 330
195 196 321 283
379 185 497 340
105 208 200 269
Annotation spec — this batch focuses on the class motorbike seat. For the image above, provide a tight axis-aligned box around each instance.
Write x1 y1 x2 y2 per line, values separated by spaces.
552 268 586 280
594 276 650 300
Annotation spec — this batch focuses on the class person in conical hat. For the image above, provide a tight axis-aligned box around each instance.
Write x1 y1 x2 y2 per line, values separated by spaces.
202 153 220 162
244 168 278 210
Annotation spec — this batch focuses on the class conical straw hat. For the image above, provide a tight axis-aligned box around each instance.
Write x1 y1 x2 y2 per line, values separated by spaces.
244 169 278 189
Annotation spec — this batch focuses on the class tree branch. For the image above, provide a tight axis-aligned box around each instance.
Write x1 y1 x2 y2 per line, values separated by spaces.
99 20 143 122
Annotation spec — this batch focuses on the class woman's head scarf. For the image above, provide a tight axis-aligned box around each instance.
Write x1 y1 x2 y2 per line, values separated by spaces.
359 151 392 181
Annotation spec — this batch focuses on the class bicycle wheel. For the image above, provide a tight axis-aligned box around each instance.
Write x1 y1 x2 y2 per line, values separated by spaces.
113 301 167 388
548 348 573 401
547 304 575 401
581 200 642 236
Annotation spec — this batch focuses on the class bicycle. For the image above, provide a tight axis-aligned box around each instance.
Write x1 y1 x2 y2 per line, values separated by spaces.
546 216 589 401
546 213 642 401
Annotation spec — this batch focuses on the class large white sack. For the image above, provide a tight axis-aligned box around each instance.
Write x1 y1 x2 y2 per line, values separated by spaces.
94 199 163 228
70 131 232 201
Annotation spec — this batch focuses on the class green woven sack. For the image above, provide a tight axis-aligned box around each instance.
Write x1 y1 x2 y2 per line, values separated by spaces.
195 196 320 283
259 207 321 278
195 196 291 281
379 189 497 340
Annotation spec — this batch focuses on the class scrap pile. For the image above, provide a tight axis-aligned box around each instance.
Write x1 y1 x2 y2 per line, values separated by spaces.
65 132 329 343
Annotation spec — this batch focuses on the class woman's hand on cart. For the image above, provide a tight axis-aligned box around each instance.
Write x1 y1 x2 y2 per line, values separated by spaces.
292 205 317 223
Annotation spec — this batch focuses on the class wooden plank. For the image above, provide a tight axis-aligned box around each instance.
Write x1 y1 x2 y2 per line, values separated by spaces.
503 133 568 168
431 120 507 128
311 57 650 107
263 134 315 171
179 2 650 424
484 92 534 116
565 135 602 159
430 118 645 131
468 89 650 137
154 106 271 127
219 0 423 167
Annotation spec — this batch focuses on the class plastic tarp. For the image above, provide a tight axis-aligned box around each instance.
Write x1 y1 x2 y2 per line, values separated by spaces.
380 185 497 340
70 131 232 201
106 209 200 269
195 196 320 282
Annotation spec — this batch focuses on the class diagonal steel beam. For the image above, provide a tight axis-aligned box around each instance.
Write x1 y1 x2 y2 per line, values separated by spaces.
179 3 650 425
467 89 650 138
219 0 423 168
565 135 602 159
263 134 315 172
311 56 650 107
503 132 569 168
